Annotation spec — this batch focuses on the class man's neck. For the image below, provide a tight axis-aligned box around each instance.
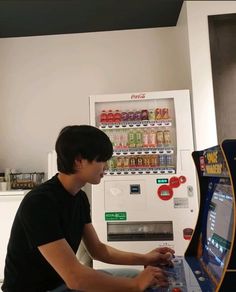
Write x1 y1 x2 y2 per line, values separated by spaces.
57 173 85 196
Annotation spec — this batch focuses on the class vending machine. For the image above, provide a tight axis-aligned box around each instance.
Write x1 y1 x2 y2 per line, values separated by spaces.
89 90 199 269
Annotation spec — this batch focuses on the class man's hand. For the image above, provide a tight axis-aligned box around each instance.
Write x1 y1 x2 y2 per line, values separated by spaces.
143 247 175 267
133 265 169 291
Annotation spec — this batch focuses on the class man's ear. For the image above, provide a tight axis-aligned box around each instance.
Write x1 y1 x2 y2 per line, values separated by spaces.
74 156 83 170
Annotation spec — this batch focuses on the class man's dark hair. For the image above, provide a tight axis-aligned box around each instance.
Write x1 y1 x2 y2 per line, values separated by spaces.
55 125 113 174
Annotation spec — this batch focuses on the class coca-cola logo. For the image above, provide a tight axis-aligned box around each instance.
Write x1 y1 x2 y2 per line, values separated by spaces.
131 94 145 99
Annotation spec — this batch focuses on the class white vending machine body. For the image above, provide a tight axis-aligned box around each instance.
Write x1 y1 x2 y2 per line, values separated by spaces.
90 90 199 269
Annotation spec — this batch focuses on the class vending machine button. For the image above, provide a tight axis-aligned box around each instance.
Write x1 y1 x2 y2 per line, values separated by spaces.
172 288 182 292
169 177 180 188
179 176 187 183
187 185 194 197
157 185 173 201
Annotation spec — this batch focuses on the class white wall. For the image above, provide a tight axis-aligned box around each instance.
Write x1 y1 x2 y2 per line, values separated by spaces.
185 0 236 150
0 27 190 174
1 1 236 174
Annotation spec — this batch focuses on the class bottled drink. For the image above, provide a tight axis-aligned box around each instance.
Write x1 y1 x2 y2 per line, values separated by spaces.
116 157 123 169
156 131 164 146
120 130 128 149
107 130 115 147
143 156 150 168
141 109 149 121
162 108 169 119
136 129 143 148
142 129 149 147
100 110 107 123
155 108 162 120
114 110 121 123
123 156 130 168
150 155 158 167
128 129 136 148
107 110 114 123
164 130 171 146
121 111 129 122
107 157 116 170
166 154 174 167
128 110 135 121
159 154 167 167
134 110 142 121
113 131 120 149
129 157 136 168
136 156 144 168
149 128 157 147
148 109 155 121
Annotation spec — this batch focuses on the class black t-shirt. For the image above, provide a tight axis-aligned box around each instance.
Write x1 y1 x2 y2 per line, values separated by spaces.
2 174 91 292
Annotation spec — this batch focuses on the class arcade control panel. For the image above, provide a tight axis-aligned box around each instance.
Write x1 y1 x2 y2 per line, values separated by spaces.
147 257 213 292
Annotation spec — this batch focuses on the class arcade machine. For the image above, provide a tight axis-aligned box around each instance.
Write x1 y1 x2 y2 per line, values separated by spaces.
148 139 236 292
89 90 199 269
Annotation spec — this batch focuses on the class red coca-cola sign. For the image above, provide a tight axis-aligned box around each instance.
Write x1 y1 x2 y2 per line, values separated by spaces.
131 93 146 99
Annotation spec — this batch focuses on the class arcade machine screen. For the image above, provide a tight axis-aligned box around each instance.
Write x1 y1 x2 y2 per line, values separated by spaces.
199 178 234 286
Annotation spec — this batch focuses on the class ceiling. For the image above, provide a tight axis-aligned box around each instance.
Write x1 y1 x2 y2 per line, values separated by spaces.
0 0 184 38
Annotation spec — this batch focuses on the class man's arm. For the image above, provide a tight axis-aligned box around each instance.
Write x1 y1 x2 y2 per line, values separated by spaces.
38 238 166 291
82 223 174 266
82 223 146 265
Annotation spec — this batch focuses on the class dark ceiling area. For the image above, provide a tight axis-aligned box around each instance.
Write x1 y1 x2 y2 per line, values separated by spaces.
0 0 184 38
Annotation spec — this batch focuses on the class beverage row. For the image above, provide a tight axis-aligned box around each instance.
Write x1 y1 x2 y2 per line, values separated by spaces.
99 108 170 123
106 154 175 170
105 128 172 149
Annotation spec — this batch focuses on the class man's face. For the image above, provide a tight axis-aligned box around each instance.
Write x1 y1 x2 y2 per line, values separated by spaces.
75 159 106 185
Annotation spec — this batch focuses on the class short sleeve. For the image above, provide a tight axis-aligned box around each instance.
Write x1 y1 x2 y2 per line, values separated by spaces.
19 193 64 248
81 191 92 224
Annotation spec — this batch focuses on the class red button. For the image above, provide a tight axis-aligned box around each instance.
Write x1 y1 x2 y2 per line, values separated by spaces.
179 175 187 184
169 176 180 188
157 185 173 201
172 288 182 292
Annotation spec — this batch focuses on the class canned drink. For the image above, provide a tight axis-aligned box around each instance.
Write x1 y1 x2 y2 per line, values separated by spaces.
164 130 171 145
156 131 164 146
148 109 155 121
162 108 169 119
155 108 162 120
159 154 167 167
141 109 149 121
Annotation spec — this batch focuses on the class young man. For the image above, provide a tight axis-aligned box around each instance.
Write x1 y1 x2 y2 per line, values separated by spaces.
2 125 174 292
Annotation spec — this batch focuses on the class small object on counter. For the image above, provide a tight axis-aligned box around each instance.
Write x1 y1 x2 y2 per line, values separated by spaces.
10 172 44 189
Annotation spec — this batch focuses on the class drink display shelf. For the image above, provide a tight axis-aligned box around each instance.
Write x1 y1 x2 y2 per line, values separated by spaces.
105 168 175 176
113 147 174 156
99 120 172 129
